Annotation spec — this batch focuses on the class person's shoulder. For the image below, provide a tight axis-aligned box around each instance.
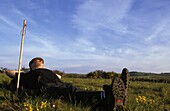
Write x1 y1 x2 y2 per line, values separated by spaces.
33 68 55 74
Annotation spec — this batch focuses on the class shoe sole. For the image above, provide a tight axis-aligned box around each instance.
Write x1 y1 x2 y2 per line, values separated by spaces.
121 68 129 105
111 77 125 111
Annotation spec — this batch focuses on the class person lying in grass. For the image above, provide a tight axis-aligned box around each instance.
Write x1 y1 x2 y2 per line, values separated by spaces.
4 57 129 111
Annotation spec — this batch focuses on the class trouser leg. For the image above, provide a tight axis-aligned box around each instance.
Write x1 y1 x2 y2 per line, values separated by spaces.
73 90 102 109
58 82 102 106
46 87 72 101
45 82 74 101
46 82 103 109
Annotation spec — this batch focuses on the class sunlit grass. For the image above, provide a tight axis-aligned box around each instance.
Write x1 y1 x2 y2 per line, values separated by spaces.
0 74 169 110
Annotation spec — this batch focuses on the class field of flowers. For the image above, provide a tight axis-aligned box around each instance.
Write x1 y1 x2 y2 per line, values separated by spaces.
0 74 169 111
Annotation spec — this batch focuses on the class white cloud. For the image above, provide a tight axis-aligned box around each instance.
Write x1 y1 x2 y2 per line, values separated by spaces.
74 38 96 52
73 0 133 34
0 15 20 30
145 19 170 41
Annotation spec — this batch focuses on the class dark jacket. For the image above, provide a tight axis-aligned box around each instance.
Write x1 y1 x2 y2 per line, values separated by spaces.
11 68 61 92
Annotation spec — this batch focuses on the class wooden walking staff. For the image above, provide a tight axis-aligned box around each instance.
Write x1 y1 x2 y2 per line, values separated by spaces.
17 20 26 92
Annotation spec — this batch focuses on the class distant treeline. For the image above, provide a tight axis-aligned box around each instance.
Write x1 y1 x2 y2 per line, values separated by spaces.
1 67 170 84
130 71 170 76
62 70 170 84
130 77 170 84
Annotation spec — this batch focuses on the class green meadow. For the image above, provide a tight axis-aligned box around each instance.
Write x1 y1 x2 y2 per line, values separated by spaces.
0 74 170 111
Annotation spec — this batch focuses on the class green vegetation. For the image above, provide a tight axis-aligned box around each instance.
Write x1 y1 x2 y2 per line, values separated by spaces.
0 73 170 111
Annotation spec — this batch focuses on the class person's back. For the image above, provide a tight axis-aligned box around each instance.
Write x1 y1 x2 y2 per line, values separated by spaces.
34 68 61 84
27 68 71 99
19 68 61 91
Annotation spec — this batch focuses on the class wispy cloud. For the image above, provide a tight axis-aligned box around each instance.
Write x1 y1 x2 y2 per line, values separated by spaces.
145 19 170 42
73 0 132 34
0 15 20 30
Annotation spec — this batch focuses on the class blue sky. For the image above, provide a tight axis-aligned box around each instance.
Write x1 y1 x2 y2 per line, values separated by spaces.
0 0 170 74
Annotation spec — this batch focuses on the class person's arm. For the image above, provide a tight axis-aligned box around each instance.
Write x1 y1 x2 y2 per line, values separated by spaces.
5 70 18 78
4 70 24 78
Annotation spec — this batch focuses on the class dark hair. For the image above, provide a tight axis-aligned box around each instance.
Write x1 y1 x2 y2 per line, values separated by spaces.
29 57 44 68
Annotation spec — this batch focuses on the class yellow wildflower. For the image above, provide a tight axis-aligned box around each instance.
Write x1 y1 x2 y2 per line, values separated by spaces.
142 96 146 99
29 105 33 111
149 99 153 105
40 101 47 109
24 102 27 107
136 98 139 103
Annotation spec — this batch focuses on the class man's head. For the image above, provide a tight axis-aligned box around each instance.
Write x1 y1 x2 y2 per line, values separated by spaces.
29 57 44 70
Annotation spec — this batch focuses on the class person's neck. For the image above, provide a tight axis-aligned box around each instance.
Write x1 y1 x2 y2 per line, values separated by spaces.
35 67 43 69
32 66 44 70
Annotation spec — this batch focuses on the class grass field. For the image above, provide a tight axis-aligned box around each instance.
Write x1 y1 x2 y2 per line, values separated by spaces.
0 74 170 111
